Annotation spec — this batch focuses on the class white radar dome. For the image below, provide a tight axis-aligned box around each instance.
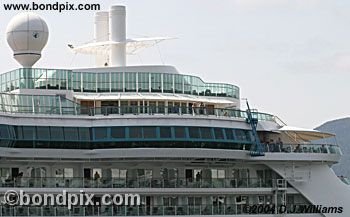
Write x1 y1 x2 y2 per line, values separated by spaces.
6 12 49 68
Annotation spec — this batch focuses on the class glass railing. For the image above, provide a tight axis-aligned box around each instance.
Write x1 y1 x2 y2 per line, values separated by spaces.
0 68 240 99
84 106 275 122
263 143 342 155
0 178 286 189
0 95 277 122
0 204 313 216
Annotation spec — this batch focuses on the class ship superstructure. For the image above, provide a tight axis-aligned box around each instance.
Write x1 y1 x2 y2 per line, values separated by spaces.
0 5 349 217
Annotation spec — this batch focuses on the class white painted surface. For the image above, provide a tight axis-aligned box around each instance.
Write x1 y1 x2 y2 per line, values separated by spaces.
6 12 49 67
109 5 126 66
267 163 350 217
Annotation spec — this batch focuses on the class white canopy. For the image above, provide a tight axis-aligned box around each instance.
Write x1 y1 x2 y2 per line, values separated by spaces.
73 93 237 105
71 37 174 55
276 126 334 141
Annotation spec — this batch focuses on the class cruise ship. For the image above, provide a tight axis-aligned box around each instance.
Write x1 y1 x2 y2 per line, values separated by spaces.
0 5 349 217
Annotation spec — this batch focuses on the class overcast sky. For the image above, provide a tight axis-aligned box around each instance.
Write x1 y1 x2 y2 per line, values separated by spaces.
1 0 349 128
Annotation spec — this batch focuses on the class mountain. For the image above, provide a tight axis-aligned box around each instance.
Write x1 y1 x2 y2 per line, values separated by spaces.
315 117 350 177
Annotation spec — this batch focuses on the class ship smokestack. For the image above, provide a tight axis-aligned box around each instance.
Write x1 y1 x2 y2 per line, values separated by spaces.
94 11 109 67
109 5 126 67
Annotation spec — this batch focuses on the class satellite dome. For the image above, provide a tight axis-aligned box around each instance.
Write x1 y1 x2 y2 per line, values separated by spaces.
6 12 49 67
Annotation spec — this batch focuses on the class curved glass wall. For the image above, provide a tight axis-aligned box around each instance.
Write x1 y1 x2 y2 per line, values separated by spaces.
0 124 341 154
0 68 239 99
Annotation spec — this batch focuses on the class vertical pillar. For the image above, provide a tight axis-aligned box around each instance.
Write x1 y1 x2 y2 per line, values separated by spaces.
110 6 126 66
94 12 109 67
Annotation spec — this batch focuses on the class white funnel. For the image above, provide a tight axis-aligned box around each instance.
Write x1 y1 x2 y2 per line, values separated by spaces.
109 5 126 67
94 11 109 67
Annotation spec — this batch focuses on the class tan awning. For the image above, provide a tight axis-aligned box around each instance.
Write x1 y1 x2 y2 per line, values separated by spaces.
276 126 334 141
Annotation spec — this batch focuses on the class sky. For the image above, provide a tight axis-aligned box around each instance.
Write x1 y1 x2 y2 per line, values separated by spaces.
1 0 350 128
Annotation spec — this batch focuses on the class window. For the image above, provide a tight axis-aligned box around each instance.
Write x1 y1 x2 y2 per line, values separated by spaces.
138 73 149 92
236 130 250 141
174 75 183 93
79 128 90 141
97 73 110 92
111 169 127 178
189 127 200 139
214 128 224 140
111 127 125 139
225 129 234 140
22 126 35 140
160 127 172 138
64 127 78 140
0 125 10 139
150 73 161 92
111 72 123 92
143 127 157 138
95 127 108 140
163 74 173 93
174 127 186 138
50 127 64 140
36 126 50 140
200 127 213 139
124 73 136 92
129 127 142 138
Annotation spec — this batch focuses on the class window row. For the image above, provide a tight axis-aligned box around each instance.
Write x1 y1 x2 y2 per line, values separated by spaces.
0 69 239 98
1 125 253 142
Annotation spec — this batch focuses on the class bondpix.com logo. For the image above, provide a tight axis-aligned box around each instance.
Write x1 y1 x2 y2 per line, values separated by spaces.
2 190 141 209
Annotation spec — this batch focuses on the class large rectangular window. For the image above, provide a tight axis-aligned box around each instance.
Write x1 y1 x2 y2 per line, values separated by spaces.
111 72 123 92
79 128 90 141
124 73 136 92
160 127 172 138
64 127 78 140
150 73 161 92
97 73 110 92
36 126 50 140
95 127 108 140
82 73 96 92
111 127 125 139
22 126 35 140
138 73 149 92
174 127 186 138
50 127 64 140
129 127 142 138
163 74 173 93
188 127 200 139
200 127 213 139
214 128 224 140
225 129 234 140
143 126 157 138
174 75 183 93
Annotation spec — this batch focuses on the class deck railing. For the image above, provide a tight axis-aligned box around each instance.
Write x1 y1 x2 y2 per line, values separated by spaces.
0 203 314 216
0 178 285 189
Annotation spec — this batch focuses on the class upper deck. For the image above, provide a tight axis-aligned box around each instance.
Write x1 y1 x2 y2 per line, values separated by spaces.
1 66 239 99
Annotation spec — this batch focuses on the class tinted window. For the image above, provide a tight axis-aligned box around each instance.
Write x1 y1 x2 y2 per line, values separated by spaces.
15 126 23 140
37 126 50 140
129 127 142 138
50 127 64 140
79 128 90 141
160 127 172 138
23 126 35 140
214 128 224 140
235 130 247 141
0 125 10 139
225 129 234 140
143 127 157 138
95 127 108 140
189 127 200 139
200 127 213 139
111 127 125 139
174 127 186 138
64 127 78 140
